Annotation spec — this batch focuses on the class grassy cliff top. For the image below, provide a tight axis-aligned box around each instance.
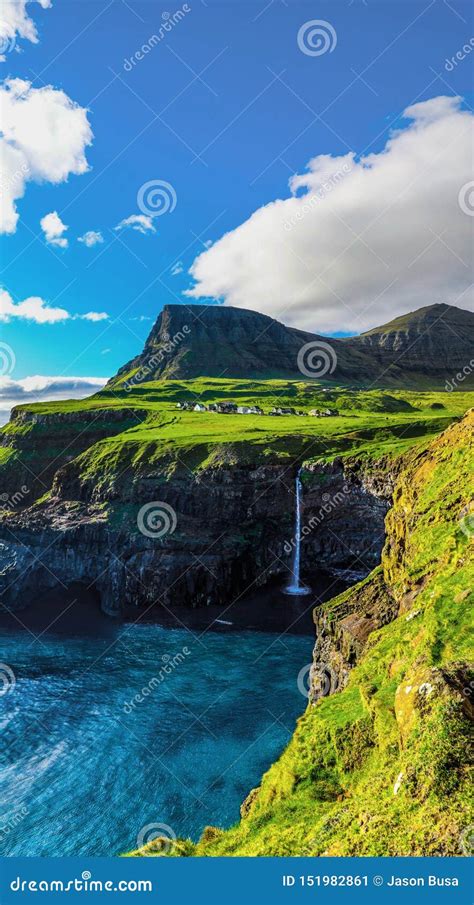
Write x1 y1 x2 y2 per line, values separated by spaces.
129 409 474 857
5 380 473 481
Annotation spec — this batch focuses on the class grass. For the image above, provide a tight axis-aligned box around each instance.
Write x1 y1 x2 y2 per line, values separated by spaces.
2 375 472 856
4 381 472 501
126 408 474 857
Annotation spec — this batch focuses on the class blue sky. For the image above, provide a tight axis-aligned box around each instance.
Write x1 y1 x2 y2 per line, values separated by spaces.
0 0 473 387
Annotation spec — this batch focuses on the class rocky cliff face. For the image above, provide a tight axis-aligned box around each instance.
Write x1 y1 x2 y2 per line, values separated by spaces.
0 406 146 501
108 302 474 387
110 303 377 384
177 410 473 857
0 454 389 617
309 410 474 699
348 302 474 379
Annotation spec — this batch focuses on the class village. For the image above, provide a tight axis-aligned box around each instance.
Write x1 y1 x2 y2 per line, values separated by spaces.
176 401 339 417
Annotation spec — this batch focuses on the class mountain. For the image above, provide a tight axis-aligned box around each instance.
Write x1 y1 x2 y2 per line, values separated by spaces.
110 304 371 384
109 302 474 388
346 303 474 377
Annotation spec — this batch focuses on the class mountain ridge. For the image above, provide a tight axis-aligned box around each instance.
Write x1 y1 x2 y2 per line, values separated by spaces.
110 302 474 389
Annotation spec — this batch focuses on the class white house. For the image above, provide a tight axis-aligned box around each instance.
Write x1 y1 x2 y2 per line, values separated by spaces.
237 405 263 415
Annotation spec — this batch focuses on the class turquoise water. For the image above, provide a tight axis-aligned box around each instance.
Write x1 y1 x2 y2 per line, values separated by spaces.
0 620 312 856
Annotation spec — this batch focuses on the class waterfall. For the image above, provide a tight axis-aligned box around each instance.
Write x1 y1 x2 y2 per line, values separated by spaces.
284 467 310 596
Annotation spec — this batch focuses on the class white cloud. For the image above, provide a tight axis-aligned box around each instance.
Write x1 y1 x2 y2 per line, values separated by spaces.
78 229 103 247
0 78 92 234
171 261 183 275
114 214 156 235
0 288 109 324
40 210 68 247
0 0 51 61
186 96 474 333
0 374 108 425
81 311 108 322
0 287 69 323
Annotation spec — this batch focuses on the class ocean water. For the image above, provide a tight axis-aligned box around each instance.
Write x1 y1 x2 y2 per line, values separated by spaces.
0 612 313 856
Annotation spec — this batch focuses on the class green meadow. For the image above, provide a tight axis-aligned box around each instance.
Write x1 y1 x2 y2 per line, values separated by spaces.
8 379 473 477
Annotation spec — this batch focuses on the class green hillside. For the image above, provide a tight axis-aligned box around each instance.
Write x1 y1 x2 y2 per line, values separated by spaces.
2 377 472 859
4 380 471 497
127 406 473 858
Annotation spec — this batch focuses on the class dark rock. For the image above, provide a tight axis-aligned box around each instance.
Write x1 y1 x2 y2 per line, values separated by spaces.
107 302 474 387
0 459 389 617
